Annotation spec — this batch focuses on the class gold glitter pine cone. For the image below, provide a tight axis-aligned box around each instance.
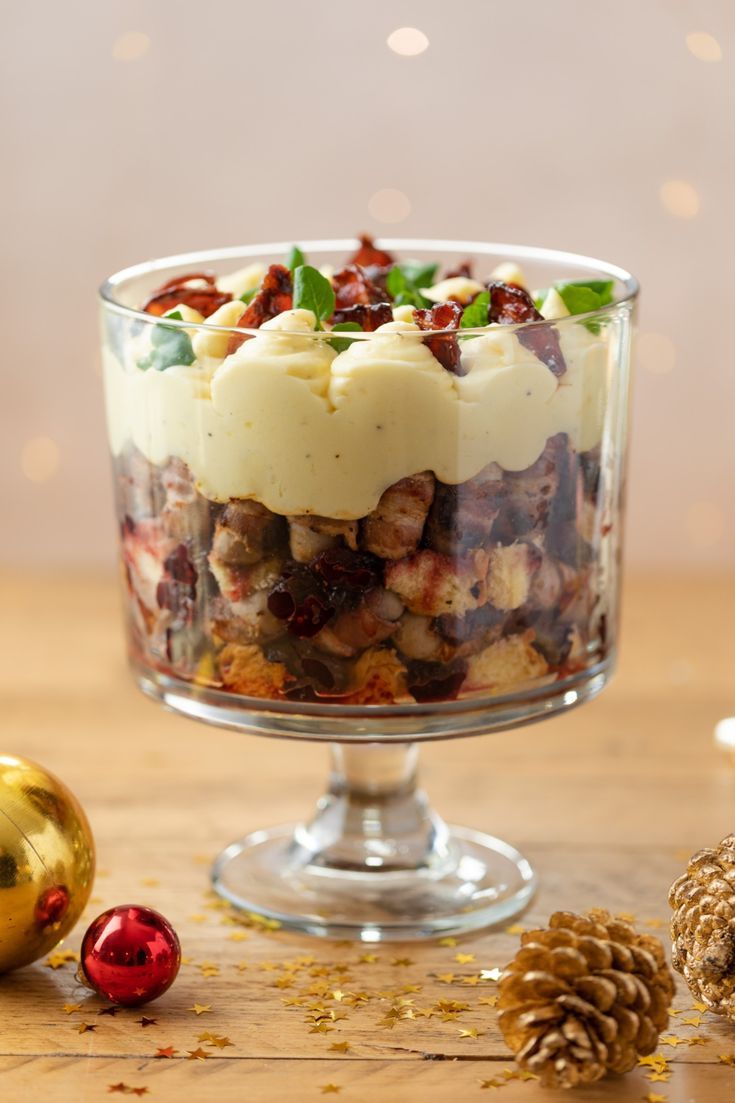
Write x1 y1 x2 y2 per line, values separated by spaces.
669 832 735 1017
497 909 675 1089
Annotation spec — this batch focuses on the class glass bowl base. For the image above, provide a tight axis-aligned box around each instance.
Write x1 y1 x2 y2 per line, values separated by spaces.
211 822 536 941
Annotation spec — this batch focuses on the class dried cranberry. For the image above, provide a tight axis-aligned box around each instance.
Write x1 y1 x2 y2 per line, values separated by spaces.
229 264 293 352
312 548 382 591
348 234 394 268
290 594 333 638
488 281 566 378
413 301 465 375
164 543 198 586
362 265 392 296
267 567 335 639
332 265 383 309
408 664 467 702
143 272 231 318
332 303 393 331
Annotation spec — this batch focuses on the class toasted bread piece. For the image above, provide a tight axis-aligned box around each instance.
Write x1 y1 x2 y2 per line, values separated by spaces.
463 631 548 695
218 643 290 698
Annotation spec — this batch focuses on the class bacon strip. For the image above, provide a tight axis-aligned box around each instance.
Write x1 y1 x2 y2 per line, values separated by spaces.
143 272 231 318
488 280 566 377
348 234 394 268
331 303 393 331
228 264 293 352
413 301 464 375
332 265 384 309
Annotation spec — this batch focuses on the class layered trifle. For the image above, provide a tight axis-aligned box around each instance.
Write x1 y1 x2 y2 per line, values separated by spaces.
103 238 627 707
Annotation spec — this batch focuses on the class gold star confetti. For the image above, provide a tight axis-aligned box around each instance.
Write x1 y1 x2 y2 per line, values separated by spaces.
660 1035 685 1048
189 914 206 923
320 1086 341 1095
227 931 249 942
645 1071 670 1083
436 973 456 984
645 918 666 929
692 1001 708 1012
62 1003 82 1015
391 957 414 967
458 1027 483 1039
718 1054 735 1066
460 974 481 986
186 1048 210 1061
77 1022 96 1034
479 1080 503 1090
154 1046 177 1058
439 937 457 947
478 995 498 1007
668 1008 682 1016
329 1041 351 1053
136 1017 157 1028
206 1035 234 1049
454 952 475 965
188 1004 212 1015
616 911 636 922
504 924 526 935
638 1054 669 1072
642 1094 667 1103
358 952 377 964
687 1035 706 1046
480 968 502 981
309 1023 334 1034
46 949 79 970
680 1014 703 1026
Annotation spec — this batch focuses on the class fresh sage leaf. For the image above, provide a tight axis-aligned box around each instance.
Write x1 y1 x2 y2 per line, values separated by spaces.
386 265 432 309
287 245 306 273
460 290 490 329
329 321 362 353
292 264 336 329
555 279 614 308
556 285 602 316
239 287 257 304
396 261 438 289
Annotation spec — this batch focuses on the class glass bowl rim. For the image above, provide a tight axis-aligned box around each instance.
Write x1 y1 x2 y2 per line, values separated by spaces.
99 238 639 339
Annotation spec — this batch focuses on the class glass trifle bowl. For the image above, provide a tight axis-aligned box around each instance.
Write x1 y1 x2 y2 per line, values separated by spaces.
100 238 636 940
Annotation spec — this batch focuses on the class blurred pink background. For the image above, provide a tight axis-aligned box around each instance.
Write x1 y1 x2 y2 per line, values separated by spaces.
2 1 733 568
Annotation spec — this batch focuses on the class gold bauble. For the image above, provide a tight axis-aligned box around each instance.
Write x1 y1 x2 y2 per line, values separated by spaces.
0 754 95 972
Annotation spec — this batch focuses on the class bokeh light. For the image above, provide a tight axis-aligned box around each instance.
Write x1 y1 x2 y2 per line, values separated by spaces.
660 180 700 219
686 32 722 62
21 437 60 483
387 28 429 57
368 188 411 224
112 32 151 62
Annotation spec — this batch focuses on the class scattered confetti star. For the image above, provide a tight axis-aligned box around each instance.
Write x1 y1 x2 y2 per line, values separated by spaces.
687 1036 706 1046
188 1004 212 1015
504 924 526 935
137 1017 157 1028
98 1006 121 1017
480 968 502 982
680 1013 703 1026
186 1048 210 1061
458 1027 483 1039
616 912 636 923
646 1071 671 1083
130 1091 149 1099
439 937 457 947
77 1022 96 1034
108 1086 128 1095
329 1041 351 1053
358 952 377 964
692 1001 708 1012
320 1086 341 1096
189 914 206 923
638 1055 668 1071
460 975 481 986
436 973 456 984
227 930 249 941
46 949 79 970
479 1079 503 1090
391 957 414 967
718 1054 735 1066
478 996 498 1007
155 1046 177 1058
645 918 666 929
454 952 475 965
62 1003 82 1014
309 1023 334 1034
660 1035 685 1048
642 1094 667 1103
206 1035 234 1049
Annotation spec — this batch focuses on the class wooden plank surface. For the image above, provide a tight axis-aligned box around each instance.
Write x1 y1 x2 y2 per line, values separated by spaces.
1 570 735 1103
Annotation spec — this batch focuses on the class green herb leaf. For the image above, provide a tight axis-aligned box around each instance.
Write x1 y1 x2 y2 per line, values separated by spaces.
555 279 614 309
532 289 548 312
329 321 362 353
460 290 490 329
137 317 196 372
396 261 438 289
292 264 336 329
239 287 257 304
386 265 432 309
287 245 306 273
555 285 602 316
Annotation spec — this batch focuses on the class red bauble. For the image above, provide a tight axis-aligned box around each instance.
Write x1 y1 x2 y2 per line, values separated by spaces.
80 905 181 1006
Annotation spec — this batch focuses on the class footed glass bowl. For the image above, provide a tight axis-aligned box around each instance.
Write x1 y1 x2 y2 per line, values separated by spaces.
100 239 636 940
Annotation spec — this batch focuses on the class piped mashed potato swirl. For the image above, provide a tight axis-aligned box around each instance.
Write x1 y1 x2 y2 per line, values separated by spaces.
104 307 610 519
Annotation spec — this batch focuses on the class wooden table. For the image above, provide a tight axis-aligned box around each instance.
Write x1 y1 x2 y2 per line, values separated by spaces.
1 571 734 1102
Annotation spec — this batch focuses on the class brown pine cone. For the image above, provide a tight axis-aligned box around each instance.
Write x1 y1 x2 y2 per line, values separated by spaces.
497 909 674 1089
669 833 735 1017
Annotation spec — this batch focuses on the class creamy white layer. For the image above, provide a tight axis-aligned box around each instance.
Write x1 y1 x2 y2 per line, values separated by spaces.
104 308 611 519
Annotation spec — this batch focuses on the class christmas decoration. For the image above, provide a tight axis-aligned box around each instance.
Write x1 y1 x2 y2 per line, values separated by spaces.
80 905 181 1006
0 753 95 973
497 909 674 1089
670 832 735 1017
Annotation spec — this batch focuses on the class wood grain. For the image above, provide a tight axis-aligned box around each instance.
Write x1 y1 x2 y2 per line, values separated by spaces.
1 570 734 1102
